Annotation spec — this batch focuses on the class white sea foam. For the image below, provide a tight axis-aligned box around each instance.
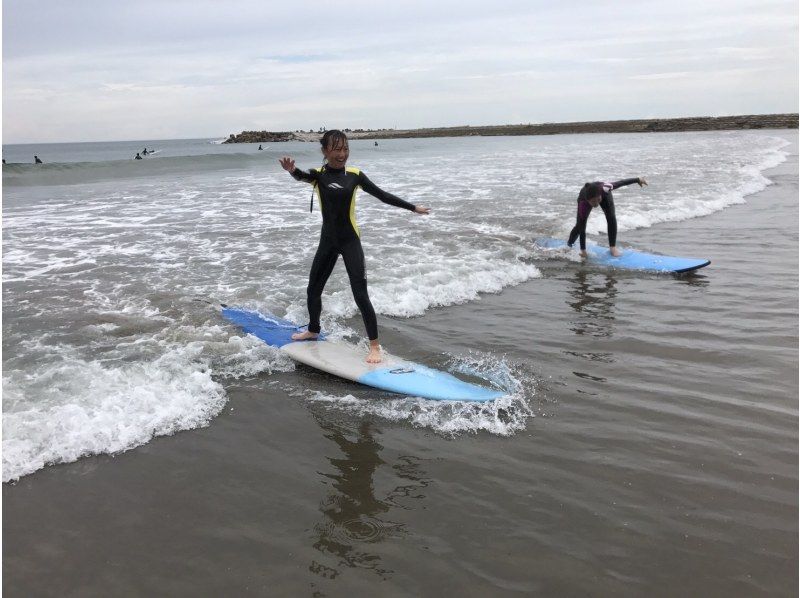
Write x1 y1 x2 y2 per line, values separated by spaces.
2 346 226 483
306 392 534 437
303 350 538 436
1 334 293 483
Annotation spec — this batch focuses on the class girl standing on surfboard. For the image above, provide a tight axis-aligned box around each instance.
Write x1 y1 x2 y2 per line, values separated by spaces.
279 130 430 364
567 177 648 257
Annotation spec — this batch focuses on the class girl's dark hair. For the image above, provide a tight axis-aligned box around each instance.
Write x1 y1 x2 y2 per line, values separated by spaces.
583 182 603 200
320 129 348 150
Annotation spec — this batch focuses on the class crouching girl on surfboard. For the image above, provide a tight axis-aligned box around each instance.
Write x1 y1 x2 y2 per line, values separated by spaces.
567 177 648 257
279 130 430 364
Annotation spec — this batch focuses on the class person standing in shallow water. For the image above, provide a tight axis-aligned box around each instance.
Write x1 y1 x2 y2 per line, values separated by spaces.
567 177 647 257
279 129 430 364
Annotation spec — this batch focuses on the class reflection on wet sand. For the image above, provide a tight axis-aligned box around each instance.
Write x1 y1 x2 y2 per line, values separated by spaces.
564 270 618 388
567 270 618 340
674 271 710 287
308 415 430 587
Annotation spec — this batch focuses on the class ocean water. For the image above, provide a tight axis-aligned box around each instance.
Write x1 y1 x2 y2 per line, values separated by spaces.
3 130 798 596
1 131 791 483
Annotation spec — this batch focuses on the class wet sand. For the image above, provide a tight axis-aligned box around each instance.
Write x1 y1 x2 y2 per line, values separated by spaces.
3 134 797 597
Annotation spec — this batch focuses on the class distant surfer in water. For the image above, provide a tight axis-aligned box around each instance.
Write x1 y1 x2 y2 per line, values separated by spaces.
279 129 430 363
567 177 647 257
134 153 143 160
34 155 43 164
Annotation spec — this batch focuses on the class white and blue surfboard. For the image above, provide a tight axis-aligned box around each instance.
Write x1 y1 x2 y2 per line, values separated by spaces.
536 238 710 273
221 307 505 402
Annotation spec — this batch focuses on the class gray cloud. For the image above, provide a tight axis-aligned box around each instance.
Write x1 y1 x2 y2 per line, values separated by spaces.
3 0 797 142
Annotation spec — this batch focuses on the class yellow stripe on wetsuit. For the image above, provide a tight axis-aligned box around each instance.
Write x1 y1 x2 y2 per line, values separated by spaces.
311 168 324 212
346 166 361 237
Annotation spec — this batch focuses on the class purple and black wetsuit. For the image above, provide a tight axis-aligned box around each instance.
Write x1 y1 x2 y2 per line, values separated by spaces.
567 178 642 250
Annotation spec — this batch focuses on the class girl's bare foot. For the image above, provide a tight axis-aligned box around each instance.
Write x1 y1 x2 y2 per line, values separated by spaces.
610 246 622 257
291 330 319 341
366 341 382 364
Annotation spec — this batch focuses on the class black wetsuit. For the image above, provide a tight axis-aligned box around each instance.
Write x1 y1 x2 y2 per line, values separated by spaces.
290 164 416 340
567 178 640 250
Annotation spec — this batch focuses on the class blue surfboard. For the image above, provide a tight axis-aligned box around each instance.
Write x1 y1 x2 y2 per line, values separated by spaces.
536 238 710 273
221 307 505 402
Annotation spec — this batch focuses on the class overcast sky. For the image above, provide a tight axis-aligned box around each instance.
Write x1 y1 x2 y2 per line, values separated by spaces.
3 0 798 143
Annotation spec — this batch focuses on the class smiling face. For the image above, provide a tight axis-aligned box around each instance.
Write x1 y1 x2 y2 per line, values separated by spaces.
322 136 349 169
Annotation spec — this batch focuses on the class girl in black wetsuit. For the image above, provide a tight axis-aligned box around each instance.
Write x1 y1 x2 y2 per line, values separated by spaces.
279 130 430 363
567 177 648 257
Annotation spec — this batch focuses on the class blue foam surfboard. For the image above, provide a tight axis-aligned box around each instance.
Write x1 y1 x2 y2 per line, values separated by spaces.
221 307 505 402
536 238 710 273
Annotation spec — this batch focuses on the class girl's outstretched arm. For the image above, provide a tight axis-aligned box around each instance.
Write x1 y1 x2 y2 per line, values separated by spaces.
611 177 647 190
279 156 317 184
359 172 429 214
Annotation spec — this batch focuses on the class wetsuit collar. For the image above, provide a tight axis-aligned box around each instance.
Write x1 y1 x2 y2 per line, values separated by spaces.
323 164 345 173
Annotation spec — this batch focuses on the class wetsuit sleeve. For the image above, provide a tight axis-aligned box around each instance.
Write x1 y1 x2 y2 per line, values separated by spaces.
358 172 416 211
611 178 641 190
291 168 319 184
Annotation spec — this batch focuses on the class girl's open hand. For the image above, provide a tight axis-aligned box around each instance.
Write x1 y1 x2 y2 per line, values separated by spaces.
414 206 430 215
279 157 296 172
638 177 648 187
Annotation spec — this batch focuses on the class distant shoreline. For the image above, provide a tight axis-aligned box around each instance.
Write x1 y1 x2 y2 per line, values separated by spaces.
223 113 798 143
